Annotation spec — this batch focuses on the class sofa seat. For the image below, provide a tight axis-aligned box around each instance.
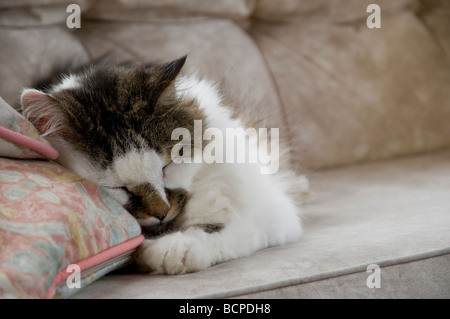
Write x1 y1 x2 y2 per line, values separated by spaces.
72 150 450 298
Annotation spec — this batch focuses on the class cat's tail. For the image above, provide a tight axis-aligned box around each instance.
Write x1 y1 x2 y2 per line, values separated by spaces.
272 143 311 207
272 167 311 211
286 173 311 206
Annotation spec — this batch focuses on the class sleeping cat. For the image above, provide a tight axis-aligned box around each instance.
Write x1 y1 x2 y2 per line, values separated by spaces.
20 56 309 274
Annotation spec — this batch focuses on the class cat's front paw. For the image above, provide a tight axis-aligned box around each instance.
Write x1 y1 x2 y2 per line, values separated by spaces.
134 232 212 275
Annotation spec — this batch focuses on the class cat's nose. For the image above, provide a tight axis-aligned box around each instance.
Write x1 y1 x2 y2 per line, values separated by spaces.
128 183 172 222
154 204 170 222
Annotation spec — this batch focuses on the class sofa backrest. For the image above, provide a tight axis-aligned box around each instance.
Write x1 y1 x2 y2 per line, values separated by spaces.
1 0 449 171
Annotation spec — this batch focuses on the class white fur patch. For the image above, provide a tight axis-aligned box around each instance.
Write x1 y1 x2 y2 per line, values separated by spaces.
112 149 168 204
102 187 129 206
137 217 161 227
52 74 81 91
163 162 202 190
51 140 112 186
175 75 239 131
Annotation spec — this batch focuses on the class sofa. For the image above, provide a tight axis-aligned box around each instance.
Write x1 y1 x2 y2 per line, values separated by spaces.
1 0 449 298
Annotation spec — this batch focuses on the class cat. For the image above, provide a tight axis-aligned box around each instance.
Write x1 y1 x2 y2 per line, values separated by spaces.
20 56 309 274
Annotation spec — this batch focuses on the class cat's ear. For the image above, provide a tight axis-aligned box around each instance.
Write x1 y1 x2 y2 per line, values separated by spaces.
21 89 70 136
146 55 187 107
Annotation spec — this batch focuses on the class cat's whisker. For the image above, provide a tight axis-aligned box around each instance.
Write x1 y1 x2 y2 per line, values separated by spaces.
189 176 210 191
189 171 221 191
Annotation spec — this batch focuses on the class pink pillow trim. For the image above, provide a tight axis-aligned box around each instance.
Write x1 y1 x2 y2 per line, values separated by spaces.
0 126 59 160
45 234 145 299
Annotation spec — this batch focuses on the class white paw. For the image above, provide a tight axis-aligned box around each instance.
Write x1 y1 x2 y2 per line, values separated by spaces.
135 232 211 275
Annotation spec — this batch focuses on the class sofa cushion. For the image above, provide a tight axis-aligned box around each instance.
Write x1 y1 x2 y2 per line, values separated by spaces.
253 0 414 21
83 0 256 23
0 0 256 27
250 11 450 169
0 0 93 27
0 26 90 109
0 158 144 299
72 150 450 298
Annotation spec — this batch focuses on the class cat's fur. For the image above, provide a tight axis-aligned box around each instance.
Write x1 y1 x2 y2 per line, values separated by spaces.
20 56 309 274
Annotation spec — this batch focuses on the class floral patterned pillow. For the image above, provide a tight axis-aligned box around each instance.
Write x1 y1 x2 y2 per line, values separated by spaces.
0 96 143 298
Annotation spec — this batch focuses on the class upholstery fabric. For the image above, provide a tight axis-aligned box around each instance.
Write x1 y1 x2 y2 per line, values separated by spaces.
250 11 450 169
0 157 143 298
253 0 415 21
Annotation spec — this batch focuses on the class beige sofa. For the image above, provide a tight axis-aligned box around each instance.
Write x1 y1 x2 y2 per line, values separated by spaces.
1 0 449 298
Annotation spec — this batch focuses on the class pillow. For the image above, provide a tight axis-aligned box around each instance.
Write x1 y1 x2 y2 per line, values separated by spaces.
0 96 144 298
0 96 58 160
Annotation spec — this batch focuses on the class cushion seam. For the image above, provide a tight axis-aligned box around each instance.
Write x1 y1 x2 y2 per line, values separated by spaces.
198 246 450 298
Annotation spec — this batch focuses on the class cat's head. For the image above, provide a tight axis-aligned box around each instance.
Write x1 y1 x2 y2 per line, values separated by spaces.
21 56 204 228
